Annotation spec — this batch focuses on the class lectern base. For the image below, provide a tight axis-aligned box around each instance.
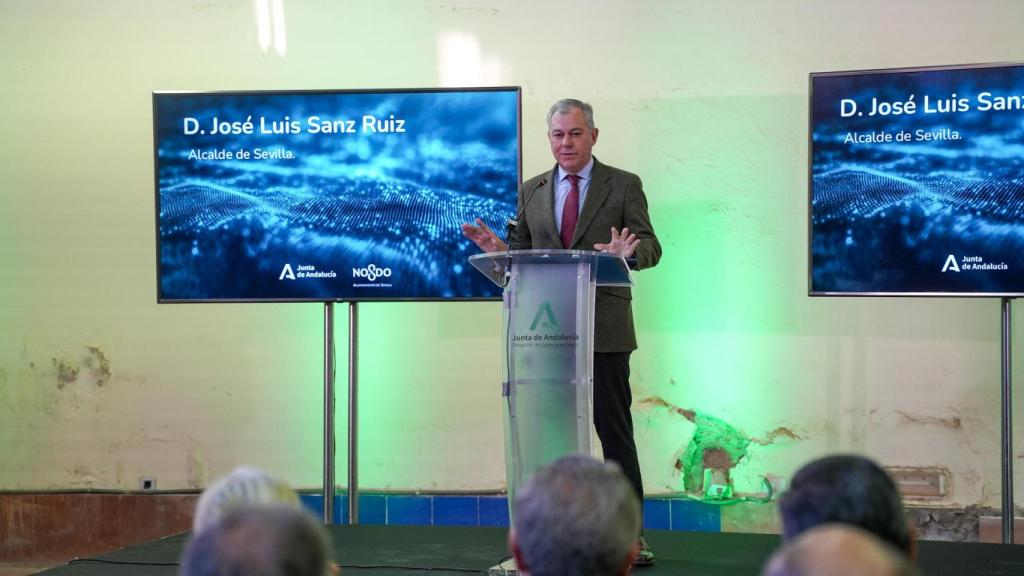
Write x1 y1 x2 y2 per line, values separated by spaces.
488 557 519 576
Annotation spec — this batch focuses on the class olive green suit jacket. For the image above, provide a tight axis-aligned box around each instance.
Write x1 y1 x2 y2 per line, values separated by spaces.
514 158 661 353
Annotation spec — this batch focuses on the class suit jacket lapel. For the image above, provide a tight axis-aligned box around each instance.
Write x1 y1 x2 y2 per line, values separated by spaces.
537 166 561 246
571 158 610 248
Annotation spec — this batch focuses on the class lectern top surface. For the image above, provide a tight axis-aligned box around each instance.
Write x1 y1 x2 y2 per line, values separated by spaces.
468 249 634 288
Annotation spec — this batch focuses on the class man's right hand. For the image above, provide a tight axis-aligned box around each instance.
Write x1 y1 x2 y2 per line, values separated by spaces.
461 218 508 253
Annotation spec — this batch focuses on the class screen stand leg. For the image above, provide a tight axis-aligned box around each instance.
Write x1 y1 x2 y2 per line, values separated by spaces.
1001 297 1014 544
323 302 360 525
348 302 359 525
323 302 336 524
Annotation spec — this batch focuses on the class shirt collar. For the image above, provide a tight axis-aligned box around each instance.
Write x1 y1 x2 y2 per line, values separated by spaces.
557 157 595 183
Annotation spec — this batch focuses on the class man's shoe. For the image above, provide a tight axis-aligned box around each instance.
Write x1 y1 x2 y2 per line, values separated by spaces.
633 536 655 568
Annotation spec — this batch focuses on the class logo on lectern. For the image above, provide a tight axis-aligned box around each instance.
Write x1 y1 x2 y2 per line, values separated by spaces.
513 300 579 347
529 301 559 331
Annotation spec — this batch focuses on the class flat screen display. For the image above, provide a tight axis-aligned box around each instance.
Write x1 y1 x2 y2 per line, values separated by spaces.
809 63 1024 296
154 87 521 302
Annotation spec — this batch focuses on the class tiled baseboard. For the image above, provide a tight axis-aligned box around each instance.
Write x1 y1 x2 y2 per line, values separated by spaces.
0 492 729 564
299 493 722 531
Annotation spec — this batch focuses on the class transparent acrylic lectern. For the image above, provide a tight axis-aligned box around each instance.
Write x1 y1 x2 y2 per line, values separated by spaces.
469 249 634 521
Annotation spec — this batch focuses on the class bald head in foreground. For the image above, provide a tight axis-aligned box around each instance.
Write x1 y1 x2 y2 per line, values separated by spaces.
511 455 641 576
762 524 918 576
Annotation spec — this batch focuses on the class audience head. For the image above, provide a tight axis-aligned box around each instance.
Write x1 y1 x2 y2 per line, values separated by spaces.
762 524 917 576
193 466 300 534
180 504 330 576
511 455 640 576
778 455 912 557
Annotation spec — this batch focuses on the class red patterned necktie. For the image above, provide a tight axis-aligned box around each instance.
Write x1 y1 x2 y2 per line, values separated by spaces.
560 174 580 248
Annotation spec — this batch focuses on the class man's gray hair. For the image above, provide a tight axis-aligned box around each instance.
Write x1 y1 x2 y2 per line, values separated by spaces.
193 466 300 534
181 504 331 576
514 455 640 576
546 99 596 131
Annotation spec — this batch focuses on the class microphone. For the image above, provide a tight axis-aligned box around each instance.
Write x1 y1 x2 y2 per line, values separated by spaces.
506 178 547 250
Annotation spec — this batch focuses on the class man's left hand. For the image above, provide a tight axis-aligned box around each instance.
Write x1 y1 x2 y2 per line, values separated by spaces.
594 227 640 258
462 218 508 253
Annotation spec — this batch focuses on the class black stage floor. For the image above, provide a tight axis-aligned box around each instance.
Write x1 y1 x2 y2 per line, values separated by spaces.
36 526 1024 575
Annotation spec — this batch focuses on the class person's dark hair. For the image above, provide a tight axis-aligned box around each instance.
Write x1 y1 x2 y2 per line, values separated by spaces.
180 504 330 576
513 455 640 576
778 455 911 555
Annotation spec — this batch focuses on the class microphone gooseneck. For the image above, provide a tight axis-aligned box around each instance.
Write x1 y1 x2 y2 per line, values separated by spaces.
500 177 547 288
506 178 547 250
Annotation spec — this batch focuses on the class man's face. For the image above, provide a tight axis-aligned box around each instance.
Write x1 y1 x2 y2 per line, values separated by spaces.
548 108 598 174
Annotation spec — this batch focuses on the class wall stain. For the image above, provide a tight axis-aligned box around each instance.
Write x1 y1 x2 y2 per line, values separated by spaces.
447 6 499 17
896 409 962 429
187 446 205 489
66 465 97 486
639 395 799 493
751 427 801 446
842 407 878 415
52 358 80 389
639 396 696 422
84 346 112 386
48 346 113 390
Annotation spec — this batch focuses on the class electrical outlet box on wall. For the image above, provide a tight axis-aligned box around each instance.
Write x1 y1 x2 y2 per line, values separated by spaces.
887 467 948 500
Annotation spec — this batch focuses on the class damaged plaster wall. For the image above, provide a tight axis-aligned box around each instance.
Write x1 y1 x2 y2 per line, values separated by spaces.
2 1 1024 537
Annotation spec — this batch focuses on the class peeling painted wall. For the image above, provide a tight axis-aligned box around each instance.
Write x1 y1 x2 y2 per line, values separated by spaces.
2 1 1023 526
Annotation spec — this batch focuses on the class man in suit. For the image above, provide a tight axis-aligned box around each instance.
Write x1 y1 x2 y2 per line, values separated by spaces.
463 98 661 567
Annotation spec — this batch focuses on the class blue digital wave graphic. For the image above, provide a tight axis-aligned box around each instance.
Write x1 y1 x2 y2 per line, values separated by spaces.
155 90 519 300
810 66 1024 294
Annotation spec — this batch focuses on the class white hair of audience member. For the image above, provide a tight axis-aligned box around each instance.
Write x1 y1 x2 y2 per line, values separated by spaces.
193 466 300 533
511 455 641 576
181 504 331 576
